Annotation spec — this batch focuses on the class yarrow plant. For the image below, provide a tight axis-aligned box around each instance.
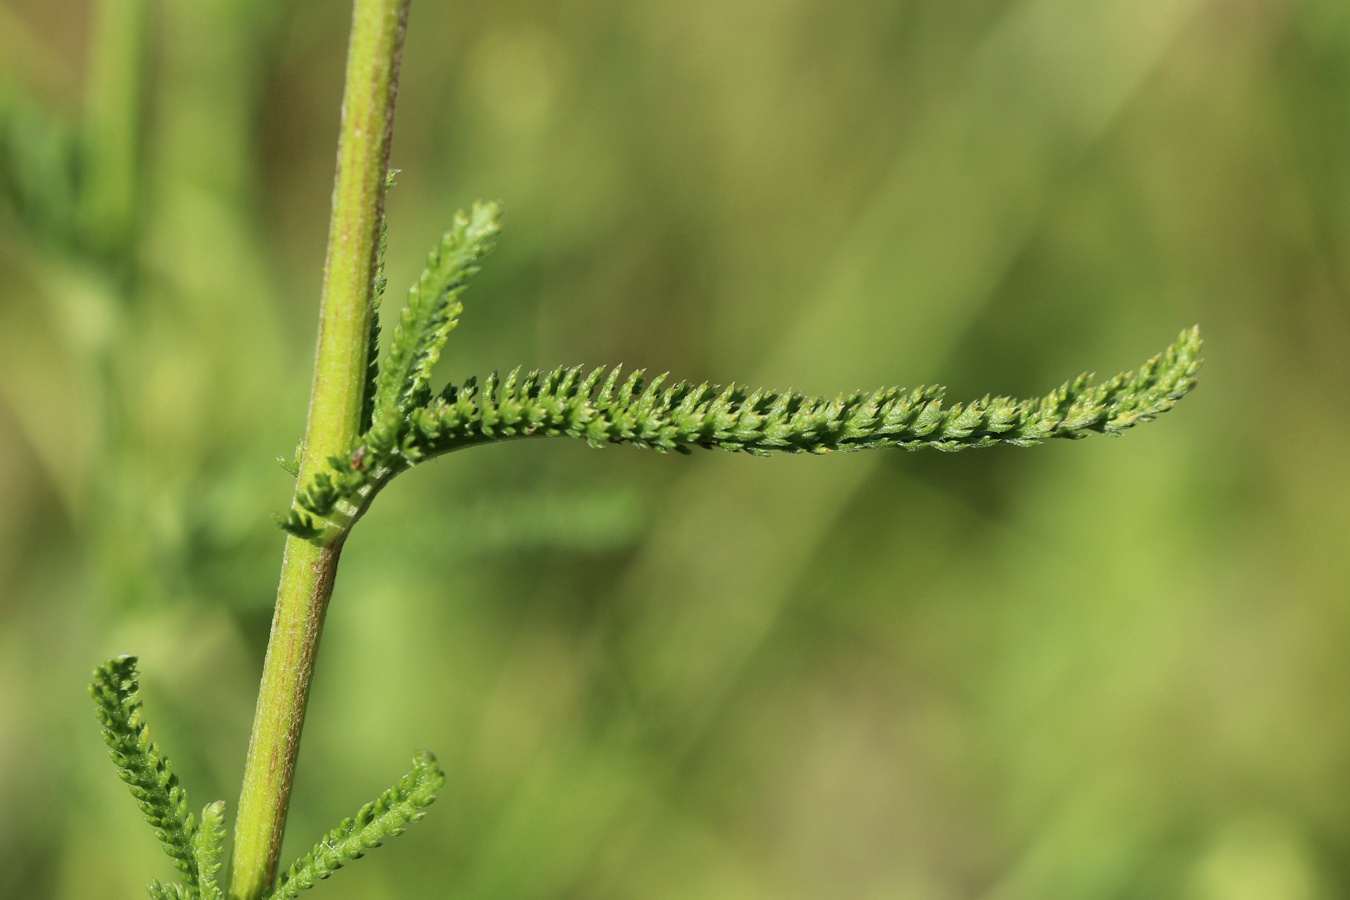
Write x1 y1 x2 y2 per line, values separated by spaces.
22 1 1203 897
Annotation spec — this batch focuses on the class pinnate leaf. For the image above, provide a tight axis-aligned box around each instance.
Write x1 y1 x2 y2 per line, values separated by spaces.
90 656 201 889
368 201 502 453
265 751 446 899
284 324 1203 543
90 656 228 900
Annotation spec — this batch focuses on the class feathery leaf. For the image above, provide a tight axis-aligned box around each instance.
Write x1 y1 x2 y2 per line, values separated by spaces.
283 326 1202 543
281 202 502 541
264 751 446 899
147 881 191 900
367 201 502 453
193 801 226 900
359 213 389 435
359 168 402 435
89 656 202 892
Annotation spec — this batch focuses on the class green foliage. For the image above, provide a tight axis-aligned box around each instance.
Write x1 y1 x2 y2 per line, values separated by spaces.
359 168 401 436
368 201 502 453
90 657 202 887
281 205 1203 544
92 658 444 898
359 213 389 436
410 327 1201 457
0 93 82 248
65 3 1215 896
264 752 446 900
194 801 227 900
281 201 503 541
89 657 227 900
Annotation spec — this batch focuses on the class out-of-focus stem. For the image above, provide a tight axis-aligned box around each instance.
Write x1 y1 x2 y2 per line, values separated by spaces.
82 0 148 266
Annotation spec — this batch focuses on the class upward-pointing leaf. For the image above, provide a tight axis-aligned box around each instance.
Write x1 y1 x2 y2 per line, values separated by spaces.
368 201 502 454
264 751 446 899
89 656 202 893
193 801 226 900
359 213 389 435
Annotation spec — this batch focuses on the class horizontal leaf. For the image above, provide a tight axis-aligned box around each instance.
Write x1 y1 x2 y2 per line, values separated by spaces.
283 327 1202 543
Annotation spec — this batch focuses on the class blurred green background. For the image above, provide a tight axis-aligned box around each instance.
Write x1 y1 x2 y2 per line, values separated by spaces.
2 0 1348 897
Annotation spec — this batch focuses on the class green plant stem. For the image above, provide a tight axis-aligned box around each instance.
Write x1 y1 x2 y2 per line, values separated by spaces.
229 2 409 898
81 0 148 265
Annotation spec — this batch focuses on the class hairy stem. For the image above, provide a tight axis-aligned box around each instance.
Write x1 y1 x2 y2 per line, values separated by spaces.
229 2 409 897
